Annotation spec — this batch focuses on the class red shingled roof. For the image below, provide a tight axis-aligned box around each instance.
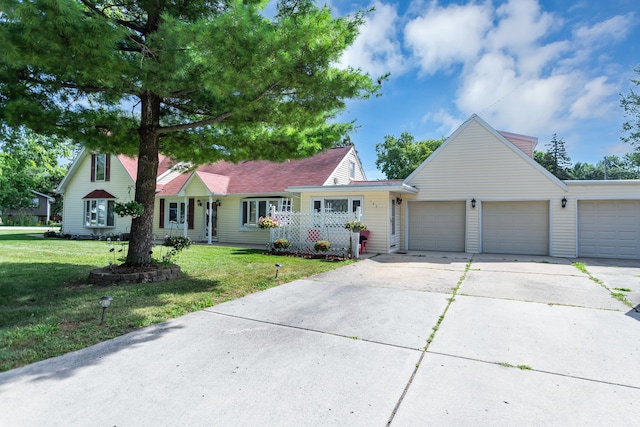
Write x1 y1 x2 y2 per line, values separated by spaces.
118 154 175 181
196 147 351 194
83 189 116 199
119 147 353 195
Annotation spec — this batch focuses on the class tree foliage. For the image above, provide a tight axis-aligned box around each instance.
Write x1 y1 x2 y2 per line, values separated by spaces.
0 0 382 265
621 65 640 149
534 133 571 180
0 127 71 213
375 132 444 179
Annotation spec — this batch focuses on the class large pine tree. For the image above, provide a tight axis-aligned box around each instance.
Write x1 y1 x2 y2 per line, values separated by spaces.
0 0 381 265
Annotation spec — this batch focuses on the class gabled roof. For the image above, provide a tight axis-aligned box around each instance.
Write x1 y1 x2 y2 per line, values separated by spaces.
159 146 355 196
404 114 567 191
59 146 357 197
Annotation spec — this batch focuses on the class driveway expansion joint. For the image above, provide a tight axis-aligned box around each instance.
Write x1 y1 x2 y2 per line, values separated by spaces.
203 309 423 352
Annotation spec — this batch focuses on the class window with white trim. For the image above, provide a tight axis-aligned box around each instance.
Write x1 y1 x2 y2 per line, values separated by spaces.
312 197 362 214
169 202 186 224
241 198 292 227
85 199 115 227
95 154 106 181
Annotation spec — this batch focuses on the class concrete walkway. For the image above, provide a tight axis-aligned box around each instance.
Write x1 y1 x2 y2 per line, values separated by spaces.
1 252 639 426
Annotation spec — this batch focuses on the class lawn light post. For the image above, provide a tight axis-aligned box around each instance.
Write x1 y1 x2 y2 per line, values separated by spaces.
275 264 282 278
99 296 113 325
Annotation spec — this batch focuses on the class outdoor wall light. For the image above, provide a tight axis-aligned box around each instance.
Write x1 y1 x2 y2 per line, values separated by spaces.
197 199 202 206
471 198 476 208
561 197 567 208
99 296 113 325
275 263 282 278
215 199 221 207
395 197 402 205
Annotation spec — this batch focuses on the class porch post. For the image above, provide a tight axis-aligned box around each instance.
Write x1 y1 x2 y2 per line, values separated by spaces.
207 196 213 245
183 196 188 238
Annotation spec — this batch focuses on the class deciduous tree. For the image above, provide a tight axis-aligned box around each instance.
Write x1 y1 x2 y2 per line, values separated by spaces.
375 133 444 179
621 65 640 149
0 0 382 265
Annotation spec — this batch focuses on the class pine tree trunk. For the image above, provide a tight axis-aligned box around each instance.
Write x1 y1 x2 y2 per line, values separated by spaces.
126 91 160 266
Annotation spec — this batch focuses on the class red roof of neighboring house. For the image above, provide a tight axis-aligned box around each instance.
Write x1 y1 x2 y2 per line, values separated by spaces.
83 189 116 199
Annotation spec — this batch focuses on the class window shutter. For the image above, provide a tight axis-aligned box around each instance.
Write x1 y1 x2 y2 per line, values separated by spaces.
105 155 111 181
90 154 96 182
188 198 195 230
159 199 165 229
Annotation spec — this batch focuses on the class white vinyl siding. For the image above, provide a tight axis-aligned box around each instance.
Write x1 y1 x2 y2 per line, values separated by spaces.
482 201 549 255
61 153 133 236
408 201 465 251
325 148 366 185
578 200 640 259
405 118 571 257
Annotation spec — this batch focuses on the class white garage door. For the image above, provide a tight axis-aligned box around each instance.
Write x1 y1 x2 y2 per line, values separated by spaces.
578 201 640 259
482 201 549 255
408 201 465 251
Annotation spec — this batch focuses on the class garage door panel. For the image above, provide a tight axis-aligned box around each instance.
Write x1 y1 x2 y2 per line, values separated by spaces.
408 202 465 252
578 201 640 259
482 201 549 256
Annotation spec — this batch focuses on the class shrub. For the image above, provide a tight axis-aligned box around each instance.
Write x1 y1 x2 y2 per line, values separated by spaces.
273 238 291 249
314 240 331 252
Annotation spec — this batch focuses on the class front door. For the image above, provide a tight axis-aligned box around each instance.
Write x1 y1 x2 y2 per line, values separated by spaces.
202 202 218 241
390 197 400 249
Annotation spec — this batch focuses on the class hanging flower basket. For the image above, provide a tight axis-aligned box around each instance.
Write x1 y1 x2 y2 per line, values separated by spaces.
258 216 279 229
345 220 367 232
314 240 331 252
273 238 291 250
113 201 144 218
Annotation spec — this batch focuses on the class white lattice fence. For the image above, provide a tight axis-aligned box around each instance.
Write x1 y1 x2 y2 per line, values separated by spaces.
270 211 358 257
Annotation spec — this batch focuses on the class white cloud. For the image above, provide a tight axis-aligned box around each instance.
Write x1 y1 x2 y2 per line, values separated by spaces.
404 2 492 74
399 0 631 138
569 76 619 120
339 2 405 77
574 14 635 47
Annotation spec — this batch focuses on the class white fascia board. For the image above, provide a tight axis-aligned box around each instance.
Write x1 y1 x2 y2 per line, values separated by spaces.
286 183 419 194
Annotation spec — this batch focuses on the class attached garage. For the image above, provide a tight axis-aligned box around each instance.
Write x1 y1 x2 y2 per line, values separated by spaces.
578 200 640 259
408 201 465 251
482 201 549 255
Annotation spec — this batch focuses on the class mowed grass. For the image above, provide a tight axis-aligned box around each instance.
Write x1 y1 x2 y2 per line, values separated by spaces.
0 229 353 371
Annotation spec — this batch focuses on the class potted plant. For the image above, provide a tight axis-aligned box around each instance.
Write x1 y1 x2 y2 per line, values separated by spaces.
345 220 367 232
113 201 144 218
273 238 291 250
258 216 279 229
314 240 331 252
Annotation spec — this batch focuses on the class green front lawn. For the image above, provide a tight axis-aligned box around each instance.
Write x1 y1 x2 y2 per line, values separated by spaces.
0 230 353 372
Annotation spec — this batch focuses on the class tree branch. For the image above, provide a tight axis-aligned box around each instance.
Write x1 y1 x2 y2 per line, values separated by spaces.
157 112 233 134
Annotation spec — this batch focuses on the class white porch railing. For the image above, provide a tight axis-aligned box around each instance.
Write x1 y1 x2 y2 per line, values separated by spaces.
268 209 360 258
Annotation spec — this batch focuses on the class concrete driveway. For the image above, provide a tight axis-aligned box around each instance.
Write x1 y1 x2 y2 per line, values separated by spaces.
1 252 639 426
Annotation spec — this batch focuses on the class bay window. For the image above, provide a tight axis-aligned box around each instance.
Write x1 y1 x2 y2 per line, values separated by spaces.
85 199 115 228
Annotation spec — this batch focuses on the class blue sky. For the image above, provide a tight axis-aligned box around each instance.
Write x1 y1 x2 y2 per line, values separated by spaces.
327 0 639 179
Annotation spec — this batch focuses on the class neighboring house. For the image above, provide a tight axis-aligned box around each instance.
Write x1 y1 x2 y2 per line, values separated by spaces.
1 190 55 224
57 114 640 259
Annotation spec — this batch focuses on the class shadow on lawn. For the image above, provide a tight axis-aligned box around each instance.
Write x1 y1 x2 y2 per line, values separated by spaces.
0 261 222 374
